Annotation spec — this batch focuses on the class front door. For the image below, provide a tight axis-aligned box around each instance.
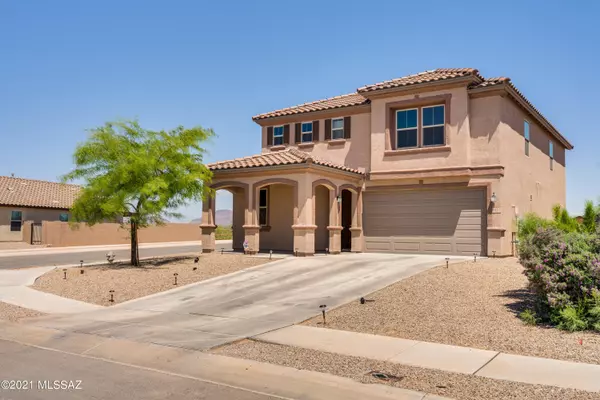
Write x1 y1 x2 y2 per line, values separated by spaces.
341 189 352 250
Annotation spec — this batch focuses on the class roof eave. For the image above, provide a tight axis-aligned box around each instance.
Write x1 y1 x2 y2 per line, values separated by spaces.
252 103 371 126
209 162 364 178
357 75 482 98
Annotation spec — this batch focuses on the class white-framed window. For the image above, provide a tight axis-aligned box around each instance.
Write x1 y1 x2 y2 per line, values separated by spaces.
273 126 284 146
524 120 530 156
422 105 445 146
259 188 268 226
549 140 554 170
331 118 344 139
10 210 22 232
396 108 418 148
301 122 313 143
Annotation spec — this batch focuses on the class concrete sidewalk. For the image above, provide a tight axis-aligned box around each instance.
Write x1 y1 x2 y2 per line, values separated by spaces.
0 266 102 313
255 325 600 393
0 240 232 257
0 323 450 400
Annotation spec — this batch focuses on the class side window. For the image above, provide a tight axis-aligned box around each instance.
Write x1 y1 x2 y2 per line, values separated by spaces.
331 118 345 139
273 126 284 146
10 211 22 232
259 188 268 226
524 120 530 156
396 109 418 148
301 122 313 143
549 140 554 170
422 105 445 146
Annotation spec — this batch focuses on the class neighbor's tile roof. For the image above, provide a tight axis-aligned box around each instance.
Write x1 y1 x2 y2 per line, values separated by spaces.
208 148 363 175
357 68 482 93
252 93 369 121
0 176 80 209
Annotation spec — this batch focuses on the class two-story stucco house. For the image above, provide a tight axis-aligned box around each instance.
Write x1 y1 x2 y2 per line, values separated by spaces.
201 68 572 257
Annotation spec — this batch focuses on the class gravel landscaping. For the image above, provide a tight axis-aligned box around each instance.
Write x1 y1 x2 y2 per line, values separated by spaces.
214 340 600 400
31 253 271 306
0 302 45 322
303 257 600 364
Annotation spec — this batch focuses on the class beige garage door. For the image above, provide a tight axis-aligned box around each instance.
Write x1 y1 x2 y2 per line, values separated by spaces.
363 187 486 255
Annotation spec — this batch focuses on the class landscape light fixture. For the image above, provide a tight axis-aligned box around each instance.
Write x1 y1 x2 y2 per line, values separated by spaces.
109 290 115 303
63 269 67 279
319 304 327 324
445 257 450 268
173 273 179 286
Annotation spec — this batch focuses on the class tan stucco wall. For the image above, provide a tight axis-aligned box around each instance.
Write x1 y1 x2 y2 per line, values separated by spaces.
261 113 371 171
489 96 567 255
259 184 294 251
0 206 70 242
39 221 201 247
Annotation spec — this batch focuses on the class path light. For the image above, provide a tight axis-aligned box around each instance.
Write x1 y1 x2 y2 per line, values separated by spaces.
63 269 67 279
269 250 273 260
319 304 327 325
80 260 83 268
473 253 477 263
445 257 450 268
173 273 179 286
221 248 224 255
109 290 115 303
295 248 299 257
492 251 496 258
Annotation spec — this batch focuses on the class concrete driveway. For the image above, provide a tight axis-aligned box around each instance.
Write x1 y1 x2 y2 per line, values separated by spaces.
27 253 465 350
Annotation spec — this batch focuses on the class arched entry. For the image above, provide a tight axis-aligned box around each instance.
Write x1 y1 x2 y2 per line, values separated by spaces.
339 184 360 252
208 181 248 251
312 179 337 253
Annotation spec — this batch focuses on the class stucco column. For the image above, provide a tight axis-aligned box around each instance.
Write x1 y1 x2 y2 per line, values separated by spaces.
199 196 216 253
326 189 342 254
292 174 316 256
242 186 260 255
349 190 364 252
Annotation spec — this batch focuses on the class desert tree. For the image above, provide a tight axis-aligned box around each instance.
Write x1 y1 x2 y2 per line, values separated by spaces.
62 120 213 265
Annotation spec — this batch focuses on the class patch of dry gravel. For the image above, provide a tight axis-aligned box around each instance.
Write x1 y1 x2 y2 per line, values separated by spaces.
0 302 45 322
214 340 600 400
303 257 600 364
31 253 271 306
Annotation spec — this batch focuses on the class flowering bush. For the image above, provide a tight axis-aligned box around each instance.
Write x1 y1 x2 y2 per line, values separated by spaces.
519 227 600 331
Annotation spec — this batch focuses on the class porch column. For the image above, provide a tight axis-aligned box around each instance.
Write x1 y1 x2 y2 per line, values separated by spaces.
327 189 342 254
292 175 316 256
350 189 364 252
199 195 216 253
243 185 260 255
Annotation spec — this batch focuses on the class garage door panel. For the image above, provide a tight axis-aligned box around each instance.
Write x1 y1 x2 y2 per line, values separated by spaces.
363 188 485 256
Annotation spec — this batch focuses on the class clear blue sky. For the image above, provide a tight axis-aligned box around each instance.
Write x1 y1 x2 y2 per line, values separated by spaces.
1 0 598 221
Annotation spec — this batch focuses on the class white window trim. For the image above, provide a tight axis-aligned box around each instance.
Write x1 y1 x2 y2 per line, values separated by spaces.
301 122 313 143
273 125 284 146
259 188 269 226
524 120 531 157
10 210 23 232
395 108 419 149
331 118 345 140
421 105 445 147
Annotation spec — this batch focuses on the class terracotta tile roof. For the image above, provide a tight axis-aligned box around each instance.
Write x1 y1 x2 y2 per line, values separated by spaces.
252 93 369 121
469 78 573 149
357 68 482 93
208 148 364 175
0 176 80 209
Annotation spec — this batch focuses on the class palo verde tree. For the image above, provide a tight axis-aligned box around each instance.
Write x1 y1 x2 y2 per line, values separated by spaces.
62 120 214 266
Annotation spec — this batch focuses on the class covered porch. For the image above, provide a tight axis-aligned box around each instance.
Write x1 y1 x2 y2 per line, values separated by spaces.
200 149 365 256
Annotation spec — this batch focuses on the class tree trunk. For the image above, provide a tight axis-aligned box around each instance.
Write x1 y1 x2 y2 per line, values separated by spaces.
130 220 139 266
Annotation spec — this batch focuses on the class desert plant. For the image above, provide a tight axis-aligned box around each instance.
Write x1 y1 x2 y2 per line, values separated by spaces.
519 309 537 326
556 306 588 332
582 200 598 234
518 213 554 239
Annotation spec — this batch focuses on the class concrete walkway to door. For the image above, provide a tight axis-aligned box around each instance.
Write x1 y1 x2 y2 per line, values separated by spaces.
25 253 467 350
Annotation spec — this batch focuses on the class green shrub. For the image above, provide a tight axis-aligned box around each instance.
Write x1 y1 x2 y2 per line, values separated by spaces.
215 225 232 240
519 309 537 326
556 306 588 332
518 213 554 239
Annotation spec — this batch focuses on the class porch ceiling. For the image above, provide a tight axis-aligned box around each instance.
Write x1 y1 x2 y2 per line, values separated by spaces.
207 148 364 176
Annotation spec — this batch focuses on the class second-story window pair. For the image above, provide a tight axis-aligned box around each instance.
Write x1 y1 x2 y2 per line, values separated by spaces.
396 105 445 149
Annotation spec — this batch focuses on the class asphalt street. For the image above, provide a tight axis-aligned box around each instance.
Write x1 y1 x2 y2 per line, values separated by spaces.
0 339 278 400
0 242 231 270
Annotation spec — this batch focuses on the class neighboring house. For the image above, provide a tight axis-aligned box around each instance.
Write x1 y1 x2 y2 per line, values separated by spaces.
202 68 572 256
0 175 79 242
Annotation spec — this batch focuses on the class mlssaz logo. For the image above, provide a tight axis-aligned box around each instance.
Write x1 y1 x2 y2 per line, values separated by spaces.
37 380 82 390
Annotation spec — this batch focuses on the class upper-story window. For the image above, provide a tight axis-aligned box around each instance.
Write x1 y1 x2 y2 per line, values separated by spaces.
549 140 554 170
395 105 444 149
273 126 284 146
301 122 313 143
331 118 345 139
422 105 445 146
396 109 418 148
524 120 530 156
